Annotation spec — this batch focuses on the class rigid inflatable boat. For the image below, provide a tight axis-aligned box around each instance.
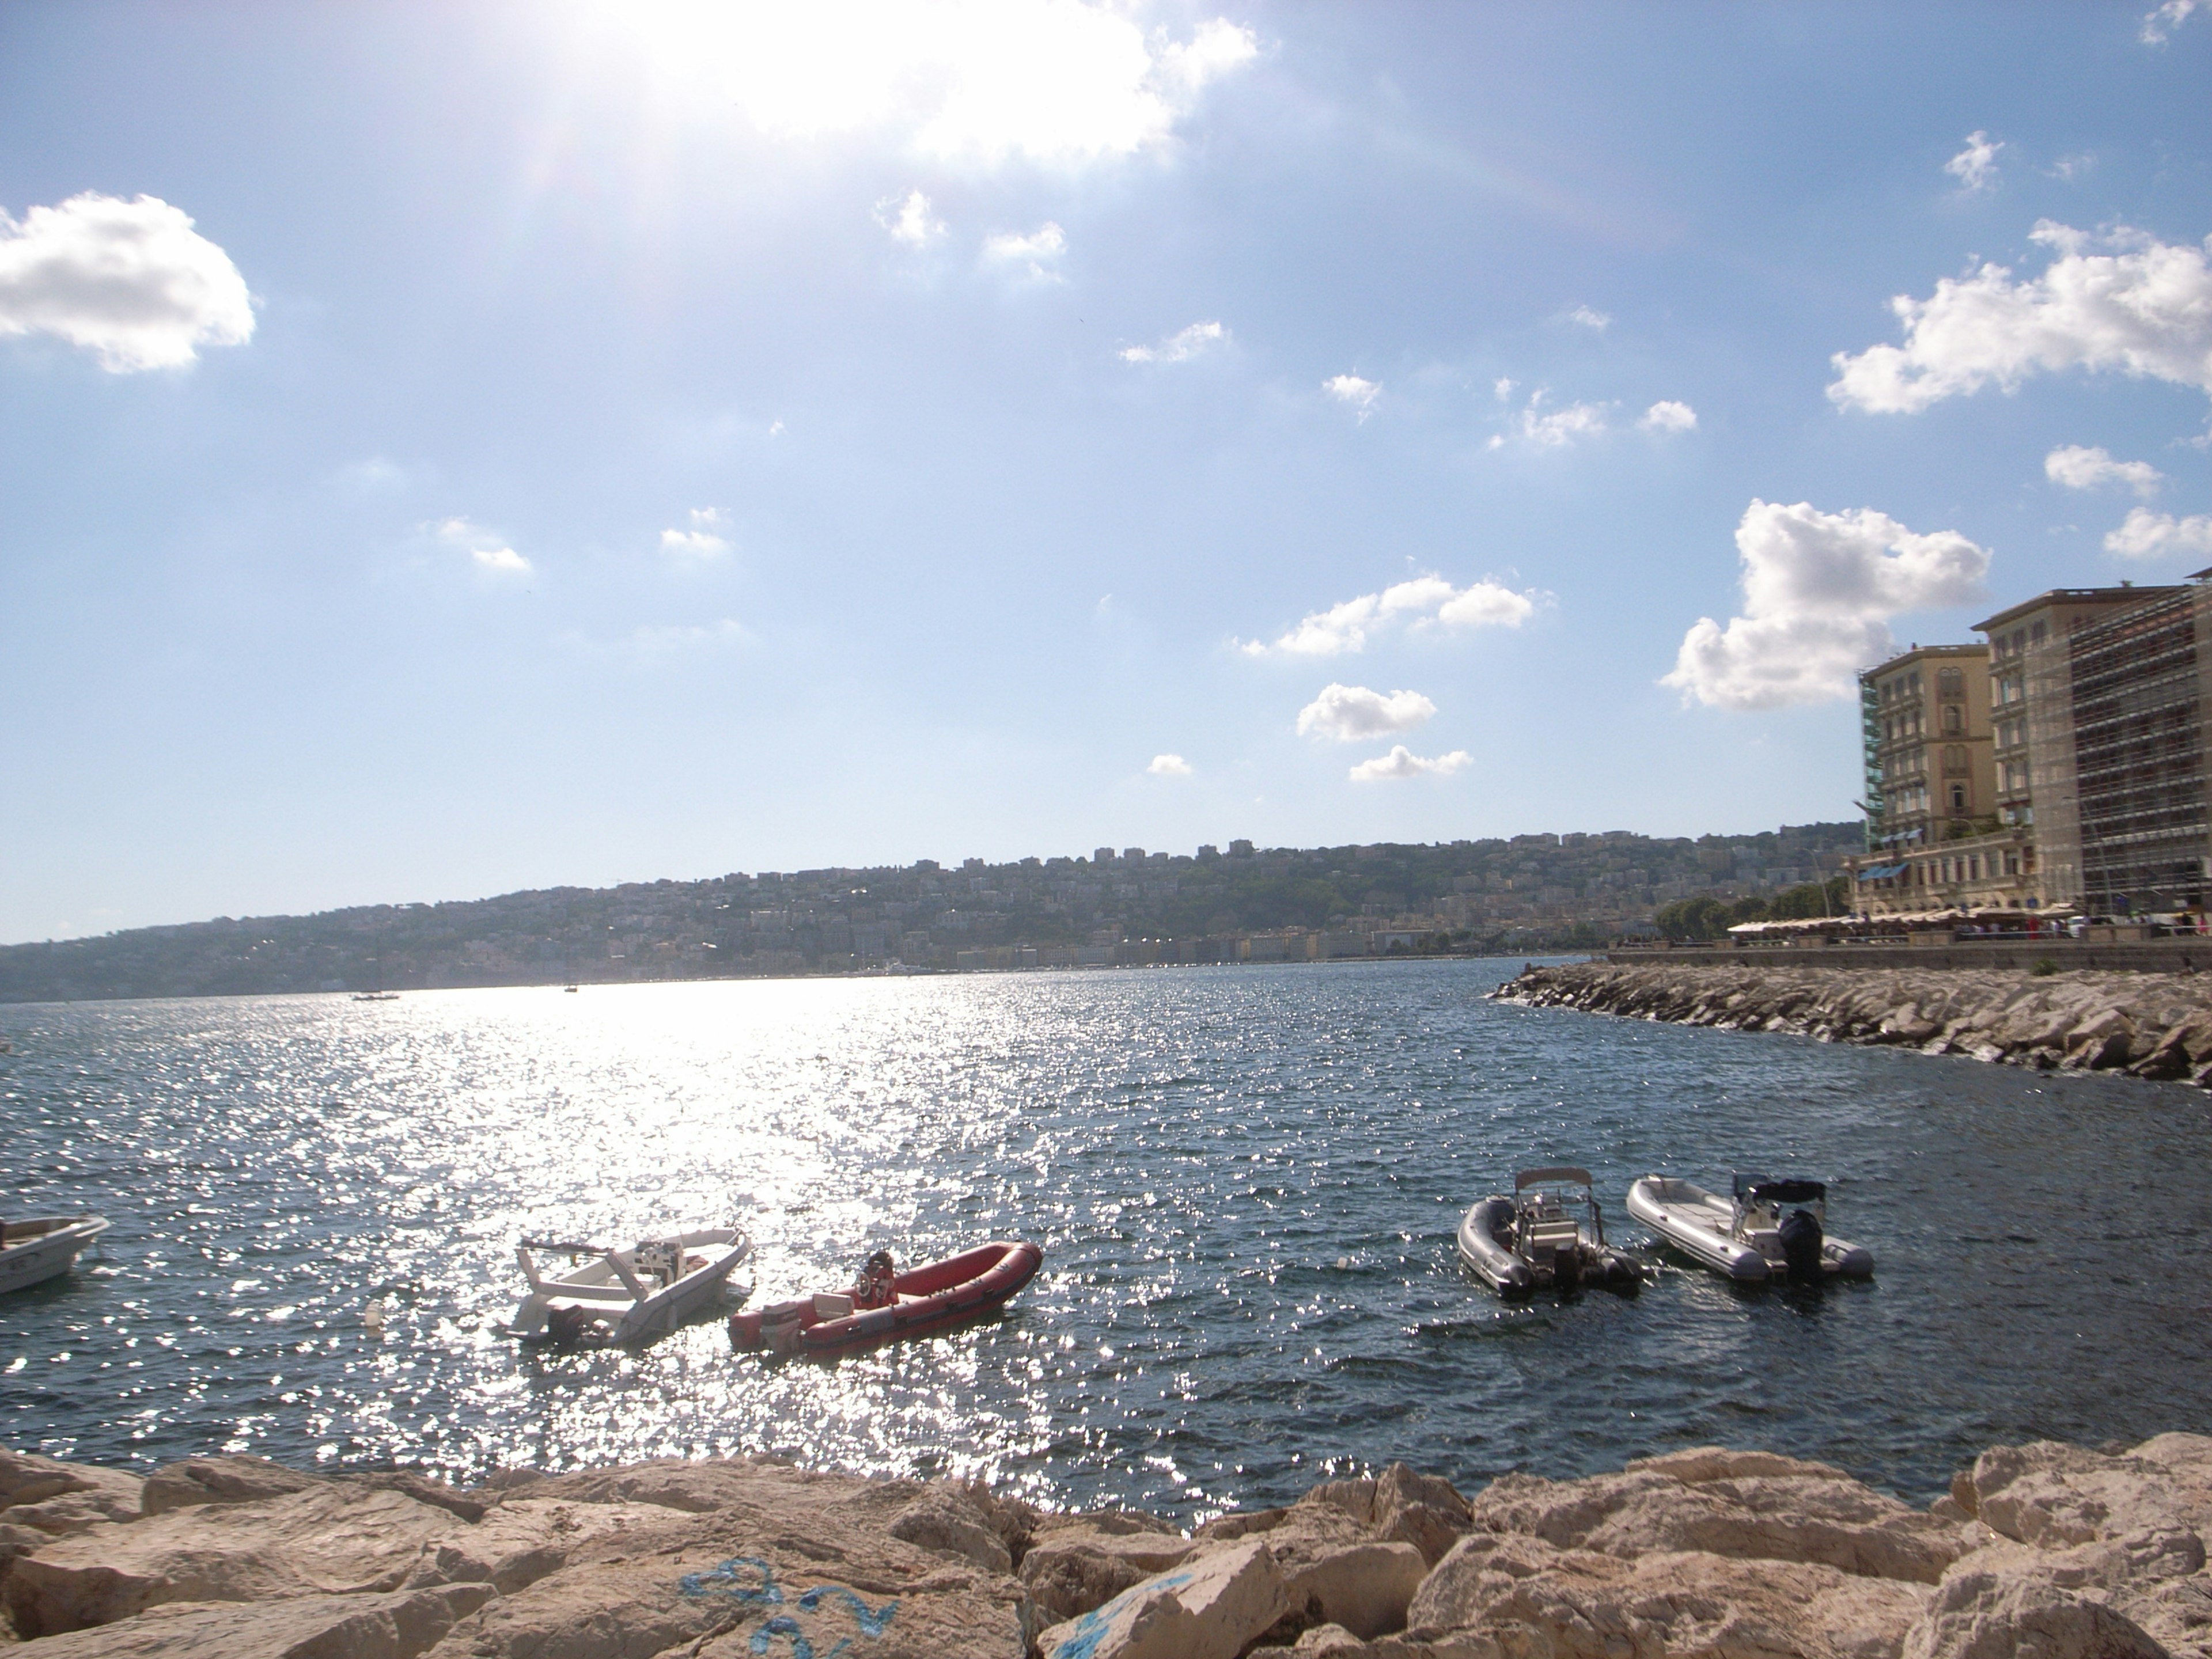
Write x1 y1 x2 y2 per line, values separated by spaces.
510 1225 751 1346
1 1215 108 1294
1627 1174 1872 1283
729 1240 1041 1357
1457 1168 1643 1296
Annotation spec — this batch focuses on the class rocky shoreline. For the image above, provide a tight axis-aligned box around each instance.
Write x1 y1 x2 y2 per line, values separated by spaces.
4 1434 2209 1658
1496 961 2212 1088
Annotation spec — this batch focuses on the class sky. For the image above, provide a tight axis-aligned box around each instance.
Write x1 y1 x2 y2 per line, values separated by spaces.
3 2 2210 942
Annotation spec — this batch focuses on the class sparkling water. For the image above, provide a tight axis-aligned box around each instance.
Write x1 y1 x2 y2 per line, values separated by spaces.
4 960 2207 1518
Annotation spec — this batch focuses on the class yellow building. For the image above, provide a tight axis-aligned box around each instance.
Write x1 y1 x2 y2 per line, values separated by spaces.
1848 643 2043 915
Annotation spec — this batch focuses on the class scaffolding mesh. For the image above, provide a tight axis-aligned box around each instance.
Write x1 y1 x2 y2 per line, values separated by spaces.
2070 586 2209 911
1860 678 1886 850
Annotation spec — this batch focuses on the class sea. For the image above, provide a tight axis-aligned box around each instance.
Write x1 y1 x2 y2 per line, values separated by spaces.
4 959 2209 1520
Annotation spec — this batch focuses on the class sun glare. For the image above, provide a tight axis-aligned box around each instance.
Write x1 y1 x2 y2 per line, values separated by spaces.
603 0 1256 166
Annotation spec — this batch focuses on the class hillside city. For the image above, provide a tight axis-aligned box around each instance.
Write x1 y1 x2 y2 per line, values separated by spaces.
1 823 1859 1002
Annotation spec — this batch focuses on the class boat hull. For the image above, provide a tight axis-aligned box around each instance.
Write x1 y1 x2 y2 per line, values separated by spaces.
1 1217 108 1294
1627 1177 1872 1282
512 1227 751 1345
730 1240 1042 1356
1457 1198 1641 1296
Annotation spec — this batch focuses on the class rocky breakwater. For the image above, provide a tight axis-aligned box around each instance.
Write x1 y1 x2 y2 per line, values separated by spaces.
1498 961 2212 1088
3 1435 2210 1658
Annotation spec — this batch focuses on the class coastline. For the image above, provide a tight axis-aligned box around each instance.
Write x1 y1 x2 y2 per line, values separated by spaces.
1495 960 2212 1090
3 1434 2207 1658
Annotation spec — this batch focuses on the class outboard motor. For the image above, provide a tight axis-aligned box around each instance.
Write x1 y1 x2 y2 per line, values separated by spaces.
1778 1207 1824 1282
1552 1244 1581 1292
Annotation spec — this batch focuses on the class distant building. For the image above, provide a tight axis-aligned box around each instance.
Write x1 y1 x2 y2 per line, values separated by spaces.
1974 583 2188 907
1851 576 2212 918
1093 846 1116 863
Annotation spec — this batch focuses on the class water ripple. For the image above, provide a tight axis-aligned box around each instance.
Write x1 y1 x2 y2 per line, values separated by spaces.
3 961 2209 1518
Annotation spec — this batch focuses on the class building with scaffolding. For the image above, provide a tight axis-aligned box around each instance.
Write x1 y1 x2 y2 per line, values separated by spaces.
2068 581 2212 914
1972 582 2187 907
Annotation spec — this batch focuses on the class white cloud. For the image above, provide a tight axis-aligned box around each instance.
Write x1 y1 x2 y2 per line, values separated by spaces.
0 192 253 372
1520 398 1610 446
2045 444 2163 495
1828 222 2212 414
2104 507 2212 559
661 3 1257 169
661 507 732 558
1944 131 2004 192
1296 683 1437 743
1323 373 1380 420
1493 377 1516 402
1640 399 1698 433
875 188 945 248
1120 320 1225 363
1566 305 1611 331
1147 753 1192 776
433 516 532 575
1662 499 1991 711
981 220 1066 278
1241 576 1536 657
1349 745 1470 782
2141 0 2200 43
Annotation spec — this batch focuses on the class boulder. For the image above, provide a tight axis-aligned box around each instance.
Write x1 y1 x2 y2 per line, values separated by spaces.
1018 1519 1201 1623
11 1584 496 1659
888 1486 1014 1575
417 1498 677 1595
431 1535 1029 1659
1036 1539 1289 1659
140 1456 327 1517
1903 1554 2167 1659
0 1450 143 1527
1466 1446 1962 1583
420 1559 734 1659
1970 1435 2212 1551
1278 1541 1426 1641
3 1483 460 1636
1374 1465 1473 1567
1409 1530 1931 1658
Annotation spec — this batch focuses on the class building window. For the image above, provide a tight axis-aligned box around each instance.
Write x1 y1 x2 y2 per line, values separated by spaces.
2031 620 2046 644
1937 667 1964 696
1950 783 1968 813
1944 704 1963 734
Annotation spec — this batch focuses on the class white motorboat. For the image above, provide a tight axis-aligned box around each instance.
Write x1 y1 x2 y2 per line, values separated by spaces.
509 1225 751 1346
1 1215 109 1293
1627 1174 1873 1283
1457 1168 1643 1296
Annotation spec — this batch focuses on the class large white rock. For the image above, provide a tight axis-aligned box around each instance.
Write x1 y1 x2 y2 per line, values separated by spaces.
1466 1445 1963 1584
1902 1553 2168 1659
1019 1518 1200 1623
10 1585 496 1659
1036 1539 1289 1659
1409 1530 1931 1658
140 1456 327 1517
3 1483 460 1636
0 1449 143 1528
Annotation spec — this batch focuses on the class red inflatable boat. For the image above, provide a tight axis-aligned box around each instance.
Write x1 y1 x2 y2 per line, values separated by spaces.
729 1240 1042 1357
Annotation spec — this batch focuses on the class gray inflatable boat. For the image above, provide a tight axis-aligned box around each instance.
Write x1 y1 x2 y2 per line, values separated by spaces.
1457 1167 1643 1296
1626 1173 1873 1283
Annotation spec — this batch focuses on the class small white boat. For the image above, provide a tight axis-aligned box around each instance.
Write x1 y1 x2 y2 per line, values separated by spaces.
1457 1168 1643 1296
510 1226 751 1346
1627 1174 1873 1283
1 1215 109 1293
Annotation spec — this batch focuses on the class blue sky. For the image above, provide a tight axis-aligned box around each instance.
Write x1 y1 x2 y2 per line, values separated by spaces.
3 2 2209 942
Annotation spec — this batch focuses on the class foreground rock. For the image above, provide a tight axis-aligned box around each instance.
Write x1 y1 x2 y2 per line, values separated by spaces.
1 1433 2205 1657
1497 961 2212 1089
